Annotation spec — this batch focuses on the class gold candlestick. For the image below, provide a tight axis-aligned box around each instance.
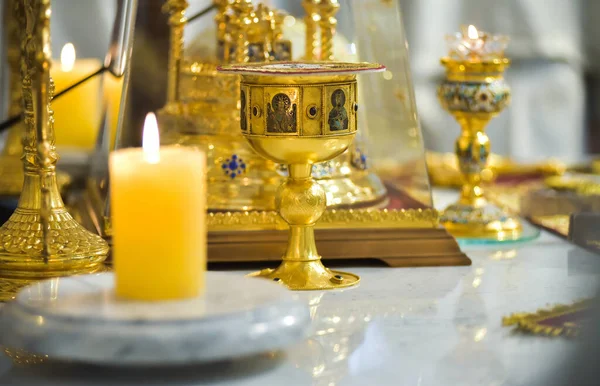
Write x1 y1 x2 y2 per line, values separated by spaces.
302 0 319 61
438 26 521 239
302 0 340 61
0 0 109 301
317 0 340 61
218 61 385 290
0 0 69 198
162 0 188 112
231 0 253 63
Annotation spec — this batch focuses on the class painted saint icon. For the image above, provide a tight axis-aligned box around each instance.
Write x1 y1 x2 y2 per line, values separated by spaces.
267 93 297 133
328 89 348 132
240 90 247 132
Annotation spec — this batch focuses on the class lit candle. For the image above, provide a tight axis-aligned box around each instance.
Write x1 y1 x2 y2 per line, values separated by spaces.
109 113 207 301
446 25 508 61
463 25 484 57
51 43 102 151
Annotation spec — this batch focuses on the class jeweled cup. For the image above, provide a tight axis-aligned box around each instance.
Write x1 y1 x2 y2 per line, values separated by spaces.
438 26 521 239
218 62 385 290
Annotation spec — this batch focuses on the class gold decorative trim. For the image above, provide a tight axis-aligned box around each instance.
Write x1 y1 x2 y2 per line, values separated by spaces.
2 347 48 365
531 215 570 237
545 175 600 196
502 299 591 338
207 208 439 231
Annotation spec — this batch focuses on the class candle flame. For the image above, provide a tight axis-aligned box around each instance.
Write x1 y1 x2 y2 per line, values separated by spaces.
467 25 479 40
60 43 76 72
142 113 160 164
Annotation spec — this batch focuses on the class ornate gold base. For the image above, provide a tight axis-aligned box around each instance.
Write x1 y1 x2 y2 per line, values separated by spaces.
440 200 522 239
248 260 360 291
0 207 110 301
0 208 109 273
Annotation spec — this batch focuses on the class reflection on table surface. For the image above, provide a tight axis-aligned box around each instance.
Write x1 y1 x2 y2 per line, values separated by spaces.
0 190 598 385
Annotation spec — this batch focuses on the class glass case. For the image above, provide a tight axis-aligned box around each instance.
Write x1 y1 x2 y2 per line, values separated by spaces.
84 0 467 267
112 0 433 216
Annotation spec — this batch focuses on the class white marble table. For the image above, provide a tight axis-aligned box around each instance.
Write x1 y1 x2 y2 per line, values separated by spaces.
0 189 598 386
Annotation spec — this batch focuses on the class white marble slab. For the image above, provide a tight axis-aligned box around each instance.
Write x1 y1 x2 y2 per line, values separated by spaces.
0 272 310 366
0 189 597 385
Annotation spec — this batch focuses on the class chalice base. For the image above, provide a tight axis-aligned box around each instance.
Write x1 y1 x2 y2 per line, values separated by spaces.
248 260 360 291
441 201 524 241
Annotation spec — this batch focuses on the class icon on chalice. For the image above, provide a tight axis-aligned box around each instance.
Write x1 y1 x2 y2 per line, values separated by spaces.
267 93 297 133
218 61 385 290
438 25 522 241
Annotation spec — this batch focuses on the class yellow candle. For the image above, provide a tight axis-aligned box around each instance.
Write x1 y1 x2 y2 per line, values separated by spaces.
109 113 207 301
51 43 102 151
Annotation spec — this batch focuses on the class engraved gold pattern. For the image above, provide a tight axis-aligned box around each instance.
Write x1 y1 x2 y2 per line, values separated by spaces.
206 208 439 231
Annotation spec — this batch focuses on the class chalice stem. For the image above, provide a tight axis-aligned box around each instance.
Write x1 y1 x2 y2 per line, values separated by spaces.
455 115 490 207
282 163 323 262
284 226 320 261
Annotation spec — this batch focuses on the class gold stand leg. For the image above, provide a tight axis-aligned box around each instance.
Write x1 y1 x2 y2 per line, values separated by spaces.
248 164 359 290
440 113 521 238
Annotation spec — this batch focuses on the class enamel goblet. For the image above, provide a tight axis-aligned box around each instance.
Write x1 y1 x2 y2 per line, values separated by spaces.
438 57 522 239
218 62 384 290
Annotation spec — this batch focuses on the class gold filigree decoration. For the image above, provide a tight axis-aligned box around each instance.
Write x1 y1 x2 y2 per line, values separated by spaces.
502 299 592 338
0 209 110 257
207 208 439 231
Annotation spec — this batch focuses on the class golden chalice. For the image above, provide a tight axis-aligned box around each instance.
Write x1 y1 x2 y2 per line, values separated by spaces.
218 61 385 290
437 26 522 240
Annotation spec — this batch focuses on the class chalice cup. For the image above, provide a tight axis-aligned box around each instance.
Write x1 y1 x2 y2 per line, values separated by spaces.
218 62 385 290
437 57 522 239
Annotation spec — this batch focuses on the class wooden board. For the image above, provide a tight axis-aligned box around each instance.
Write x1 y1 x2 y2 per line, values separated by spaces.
208 227 470 267
74 192 470 268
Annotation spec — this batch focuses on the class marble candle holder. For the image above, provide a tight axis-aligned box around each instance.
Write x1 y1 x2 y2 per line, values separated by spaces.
0 272 311 366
